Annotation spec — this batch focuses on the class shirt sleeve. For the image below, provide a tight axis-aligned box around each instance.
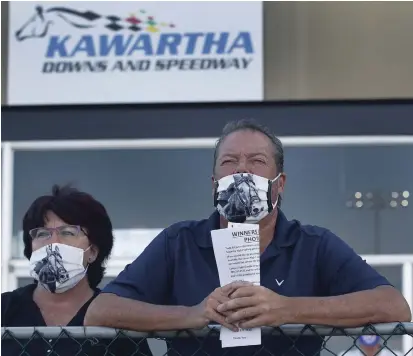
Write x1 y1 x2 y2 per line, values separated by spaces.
318 230 392 296
102 229 172 305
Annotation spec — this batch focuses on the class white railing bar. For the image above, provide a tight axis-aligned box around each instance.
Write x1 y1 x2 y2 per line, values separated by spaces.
1 143 14 292
7 254 408 267
363 255 413 265
402 263 413 354
3 136 413 151
9 254 413 270
5 138 215 151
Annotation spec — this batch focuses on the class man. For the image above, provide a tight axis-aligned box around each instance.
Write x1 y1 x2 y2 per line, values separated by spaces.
85 119 411 355
338 335 403 356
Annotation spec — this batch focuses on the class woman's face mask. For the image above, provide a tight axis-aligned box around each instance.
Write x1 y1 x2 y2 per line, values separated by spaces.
214 172 281 224
29 243 90 294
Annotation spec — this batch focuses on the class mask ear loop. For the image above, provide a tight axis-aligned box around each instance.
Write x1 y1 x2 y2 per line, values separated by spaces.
267 173 282 212
267 179 273 213
213 180 219 207
84 246 92 278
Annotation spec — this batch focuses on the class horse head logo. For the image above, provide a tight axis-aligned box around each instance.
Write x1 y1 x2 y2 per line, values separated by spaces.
15 6 175 42
15 6 52 41
15 6 103 42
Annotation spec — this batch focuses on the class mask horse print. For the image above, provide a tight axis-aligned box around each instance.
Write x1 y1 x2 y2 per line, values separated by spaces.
217 173 264 223
33 245 70 293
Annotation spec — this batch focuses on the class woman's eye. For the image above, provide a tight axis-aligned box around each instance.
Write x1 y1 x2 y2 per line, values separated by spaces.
61 231 75 236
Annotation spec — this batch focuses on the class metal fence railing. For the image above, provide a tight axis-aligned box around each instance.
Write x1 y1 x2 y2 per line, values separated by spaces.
2 323 413 356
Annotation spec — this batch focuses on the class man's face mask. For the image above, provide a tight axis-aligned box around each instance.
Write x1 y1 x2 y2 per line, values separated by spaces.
214 173 281 224
29 243 90 294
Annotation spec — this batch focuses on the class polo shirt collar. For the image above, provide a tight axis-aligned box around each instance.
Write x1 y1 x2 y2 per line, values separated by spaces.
196 209 299 252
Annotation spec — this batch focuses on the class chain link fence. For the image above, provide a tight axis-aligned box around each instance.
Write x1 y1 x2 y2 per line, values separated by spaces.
2 323 413 356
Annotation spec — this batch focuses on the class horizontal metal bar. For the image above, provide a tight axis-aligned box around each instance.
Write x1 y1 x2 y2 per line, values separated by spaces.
363 255 413 265
4 136 413 151
8 254 413 271
2 323 413 339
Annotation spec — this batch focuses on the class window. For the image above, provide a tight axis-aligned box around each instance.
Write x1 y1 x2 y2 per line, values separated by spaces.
13 149 215 234
12 144 412 259
282 145 412 255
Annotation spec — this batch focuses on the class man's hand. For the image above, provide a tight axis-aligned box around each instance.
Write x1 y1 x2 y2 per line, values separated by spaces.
188 282 253 331
217 283 291 328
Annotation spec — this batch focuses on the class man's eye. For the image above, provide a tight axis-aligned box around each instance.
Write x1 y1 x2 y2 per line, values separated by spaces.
222 160 235 165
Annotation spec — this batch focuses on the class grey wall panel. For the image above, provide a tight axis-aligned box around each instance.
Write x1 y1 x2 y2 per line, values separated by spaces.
264 2 413 100
3 101 413 141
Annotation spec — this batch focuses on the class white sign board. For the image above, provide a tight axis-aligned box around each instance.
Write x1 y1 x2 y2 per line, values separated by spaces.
8 1 263 105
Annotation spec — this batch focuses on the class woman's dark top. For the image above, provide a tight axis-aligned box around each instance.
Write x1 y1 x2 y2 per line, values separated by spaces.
1 283 153 356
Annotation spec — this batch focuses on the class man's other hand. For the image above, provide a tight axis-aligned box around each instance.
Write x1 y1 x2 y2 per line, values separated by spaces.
217 284 290 328
188 281 254 331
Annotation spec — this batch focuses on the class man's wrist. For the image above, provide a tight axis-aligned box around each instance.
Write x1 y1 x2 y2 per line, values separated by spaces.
269 295 297 325
185 304 207 330
282 296 300 324
152 305 202 330
273 296 331 326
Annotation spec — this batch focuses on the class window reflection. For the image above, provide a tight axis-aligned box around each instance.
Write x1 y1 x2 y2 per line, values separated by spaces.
12 145 412 258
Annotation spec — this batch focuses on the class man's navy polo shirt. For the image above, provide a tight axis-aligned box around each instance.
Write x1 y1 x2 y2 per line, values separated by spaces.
103 210 391 356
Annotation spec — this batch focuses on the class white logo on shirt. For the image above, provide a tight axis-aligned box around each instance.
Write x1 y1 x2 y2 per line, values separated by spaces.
275 279 284 286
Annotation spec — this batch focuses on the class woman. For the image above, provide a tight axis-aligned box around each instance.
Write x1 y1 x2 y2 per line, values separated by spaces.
2 185 152 356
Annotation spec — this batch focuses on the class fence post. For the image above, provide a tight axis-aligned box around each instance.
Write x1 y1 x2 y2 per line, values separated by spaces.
402 262 413 354
1 143 14 292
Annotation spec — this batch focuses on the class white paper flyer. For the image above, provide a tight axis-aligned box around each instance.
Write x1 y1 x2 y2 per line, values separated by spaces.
211 223 261 348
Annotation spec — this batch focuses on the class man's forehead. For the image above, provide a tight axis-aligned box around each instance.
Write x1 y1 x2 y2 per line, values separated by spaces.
218 130 273 156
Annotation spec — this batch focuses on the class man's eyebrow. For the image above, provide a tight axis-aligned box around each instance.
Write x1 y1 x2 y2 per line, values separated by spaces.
219 152 269 158
219 153 239 159
248 152 268 158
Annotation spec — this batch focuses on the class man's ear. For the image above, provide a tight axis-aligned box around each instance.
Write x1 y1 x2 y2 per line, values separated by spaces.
278 173 286 195
272 173 286 201
211 175 216 198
